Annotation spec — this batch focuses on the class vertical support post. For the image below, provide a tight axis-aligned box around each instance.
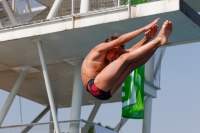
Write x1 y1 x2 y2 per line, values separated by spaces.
118 0 121 6
49 107 58 133
22 106 50 133
49 111 54 133
46 0 63 19
37 40 60 133
1 0 17 25
0 67 28 126
142 96 153 133
25 0 34 17
154 48 166 78
80 0 90 13
145 55 155 83
12 0 17 12
69 60 83 133
72 0 75 15
128 0 131 19
143 55 154 133
82 101 101 133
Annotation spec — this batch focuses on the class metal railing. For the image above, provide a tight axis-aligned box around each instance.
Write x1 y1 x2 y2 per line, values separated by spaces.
0 0 125 29
0 119 96 133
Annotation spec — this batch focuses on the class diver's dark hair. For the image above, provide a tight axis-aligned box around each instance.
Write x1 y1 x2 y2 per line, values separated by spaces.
105 35 120 42
104 34 125 49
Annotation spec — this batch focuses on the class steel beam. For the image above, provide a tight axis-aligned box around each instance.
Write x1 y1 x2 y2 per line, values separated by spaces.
49 107 58 133
46 0 63 19
37 40 60 133
80 0 90 13
142 96 153 133
21 106 50 133
72 0 75 15
11 0 17 12
1 0 17 25
0 67 28 126
154 47 166 78
69 60 83 133
143 53 154 133
145 55 155 83
118 0 121 6
82 101 101 133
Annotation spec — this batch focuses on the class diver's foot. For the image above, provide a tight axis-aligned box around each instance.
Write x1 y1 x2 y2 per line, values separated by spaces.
154 20 173 46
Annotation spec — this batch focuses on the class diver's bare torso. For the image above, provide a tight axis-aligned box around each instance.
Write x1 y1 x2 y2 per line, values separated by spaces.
81 49 109 87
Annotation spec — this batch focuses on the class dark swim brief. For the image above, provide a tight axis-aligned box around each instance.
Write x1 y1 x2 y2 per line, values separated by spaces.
86 79 112 100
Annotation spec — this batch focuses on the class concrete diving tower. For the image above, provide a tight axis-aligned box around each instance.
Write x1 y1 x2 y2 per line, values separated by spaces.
0 0 200 133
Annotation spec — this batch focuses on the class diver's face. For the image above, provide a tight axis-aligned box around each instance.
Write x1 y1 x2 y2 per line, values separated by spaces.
106 47 123 62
